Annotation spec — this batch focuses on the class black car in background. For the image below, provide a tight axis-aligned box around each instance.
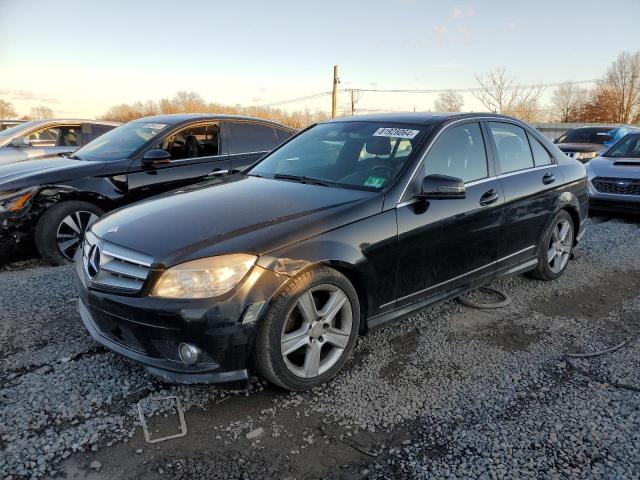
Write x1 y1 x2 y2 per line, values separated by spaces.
74 112 589 391
0 114 295 264
554 126 625 163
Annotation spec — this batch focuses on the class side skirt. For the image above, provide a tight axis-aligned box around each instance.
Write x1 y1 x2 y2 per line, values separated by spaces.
366 257 538 332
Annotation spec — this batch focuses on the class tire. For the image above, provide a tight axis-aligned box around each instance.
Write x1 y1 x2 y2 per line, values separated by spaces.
34 201 103 266
527 210 575 281
254 266 360 391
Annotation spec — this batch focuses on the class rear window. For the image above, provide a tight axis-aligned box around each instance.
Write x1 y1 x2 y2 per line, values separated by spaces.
557 128 612 144
228 122 277 154
276 129 294 144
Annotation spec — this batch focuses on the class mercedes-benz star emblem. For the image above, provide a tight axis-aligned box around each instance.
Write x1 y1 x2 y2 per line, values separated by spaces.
87 244 101 279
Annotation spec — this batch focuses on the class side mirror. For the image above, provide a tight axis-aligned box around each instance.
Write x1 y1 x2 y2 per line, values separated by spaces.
10 136 29 147
142 149 171 166
415 174 466 200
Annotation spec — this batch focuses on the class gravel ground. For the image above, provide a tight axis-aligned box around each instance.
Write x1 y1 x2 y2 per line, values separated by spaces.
0 217 639 479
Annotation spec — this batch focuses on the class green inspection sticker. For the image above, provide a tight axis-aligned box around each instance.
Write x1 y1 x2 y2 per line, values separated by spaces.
364 176 387 188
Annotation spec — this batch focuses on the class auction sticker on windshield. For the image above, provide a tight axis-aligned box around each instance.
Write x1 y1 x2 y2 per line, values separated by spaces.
364 176 387 188
373 127 420 139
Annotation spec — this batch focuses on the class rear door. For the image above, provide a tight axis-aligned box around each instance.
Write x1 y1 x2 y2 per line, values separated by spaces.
485 121 562 270
395 121 504 307
127 121 230 200
224 121 277 171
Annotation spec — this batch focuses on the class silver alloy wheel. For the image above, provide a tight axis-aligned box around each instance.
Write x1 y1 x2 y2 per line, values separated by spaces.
547 218 573 274
280 284 353 379
56 211 99 260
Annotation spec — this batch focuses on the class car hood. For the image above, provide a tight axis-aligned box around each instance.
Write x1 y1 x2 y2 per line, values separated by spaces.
586 156 640 178
92 175 381 266
557 143 607 153
0 156 107 190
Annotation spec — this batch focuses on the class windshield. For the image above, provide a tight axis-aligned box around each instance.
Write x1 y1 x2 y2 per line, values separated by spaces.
557 128 612 144
71 121 168 160
0 121 38 143
249 121 428 191
604 134 640 158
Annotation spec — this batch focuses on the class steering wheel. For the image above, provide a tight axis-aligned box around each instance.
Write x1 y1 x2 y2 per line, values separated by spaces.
371 165 396 177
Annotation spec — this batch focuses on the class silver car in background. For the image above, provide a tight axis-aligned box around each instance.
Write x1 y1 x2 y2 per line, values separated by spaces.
587 133 640 214
0 119 120 165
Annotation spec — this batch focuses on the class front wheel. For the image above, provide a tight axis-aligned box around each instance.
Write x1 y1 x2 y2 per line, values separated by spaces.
35 201 103 265
254 266 360 391
528 210 574 281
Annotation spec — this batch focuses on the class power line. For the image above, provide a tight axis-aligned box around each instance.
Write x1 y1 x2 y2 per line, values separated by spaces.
259 79 598 108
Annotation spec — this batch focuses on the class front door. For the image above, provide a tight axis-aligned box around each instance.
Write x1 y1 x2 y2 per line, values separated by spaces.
127 121 230 201
395 121 503 307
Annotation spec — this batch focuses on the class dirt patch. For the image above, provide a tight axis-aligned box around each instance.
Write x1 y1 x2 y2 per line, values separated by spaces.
535 269 640 320
478 323 544 352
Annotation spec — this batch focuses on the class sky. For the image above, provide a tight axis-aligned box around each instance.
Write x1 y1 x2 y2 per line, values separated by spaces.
1 0 639 118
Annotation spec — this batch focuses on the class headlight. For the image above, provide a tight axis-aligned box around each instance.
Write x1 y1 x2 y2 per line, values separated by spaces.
0 188 35 213
151 254 257 299
575 151 598 161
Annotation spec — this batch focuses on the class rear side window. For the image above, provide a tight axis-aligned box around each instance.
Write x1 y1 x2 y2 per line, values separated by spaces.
84 124 115 143
276 128 293 144
228 122 277 154
423 122 488 183
488 122 534 174
527 133 553 166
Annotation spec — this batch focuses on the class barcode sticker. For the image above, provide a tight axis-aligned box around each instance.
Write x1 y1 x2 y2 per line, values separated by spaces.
373 128 420 139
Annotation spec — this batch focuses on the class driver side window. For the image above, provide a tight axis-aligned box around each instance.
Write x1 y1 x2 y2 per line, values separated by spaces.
423 122 488 183
159 123 220 160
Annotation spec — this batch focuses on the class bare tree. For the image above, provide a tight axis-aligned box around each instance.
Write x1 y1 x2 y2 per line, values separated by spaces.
599 51 640 123
473 68 545 122
0 99 18 118
29 105 54 120
434 90 464 112
550 83 588 122
100 91 329 129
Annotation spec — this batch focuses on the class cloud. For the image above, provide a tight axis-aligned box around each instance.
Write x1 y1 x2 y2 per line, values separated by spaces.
0 88 60 104
451 6 475 18
433 25 447 34
508 21 518 30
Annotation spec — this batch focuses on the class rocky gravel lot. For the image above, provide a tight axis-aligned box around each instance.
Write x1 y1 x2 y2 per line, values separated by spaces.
1 216 639 479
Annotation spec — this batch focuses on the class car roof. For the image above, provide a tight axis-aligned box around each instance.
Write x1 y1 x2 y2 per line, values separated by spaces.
16 119 122 127
323 112 521 126
131 113 295 130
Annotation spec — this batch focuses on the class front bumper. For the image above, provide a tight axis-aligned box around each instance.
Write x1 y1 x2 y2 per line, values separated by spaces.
75 256 289 384
587 178 640 214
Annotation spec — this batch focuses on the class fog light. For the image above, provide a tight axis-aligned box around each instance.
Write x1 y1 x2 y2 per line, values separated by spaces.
178 343 200 365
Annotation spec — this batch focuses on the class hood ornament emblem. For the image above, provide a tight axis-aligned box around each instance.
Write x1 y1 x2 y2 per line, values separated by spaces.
86 244 101 279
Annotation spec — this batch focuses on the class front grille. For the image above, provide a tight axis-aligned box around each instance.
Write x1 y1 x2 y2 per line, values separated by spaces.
592 177 640 196
83 231 153 292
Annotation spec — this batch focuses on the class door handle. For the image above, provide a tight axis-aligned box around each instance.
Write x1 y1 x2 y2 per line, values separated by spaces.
542 172 555 185
479 188 499 206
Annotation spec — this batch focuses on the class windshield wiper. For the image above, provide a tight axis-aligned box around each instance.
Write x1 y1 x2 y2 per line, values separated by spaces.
273 173 339 187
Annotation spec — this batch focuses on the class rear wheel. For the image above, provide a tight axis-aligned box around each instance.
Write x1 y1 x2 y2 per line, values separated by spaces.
255 266 360 391
528 210 574 281
35 201 103 265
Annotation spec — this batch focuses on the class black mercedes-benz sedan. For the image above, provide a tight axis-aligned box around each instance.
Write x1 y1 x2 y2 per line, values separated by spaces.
0 114 295 264
74 113 589 391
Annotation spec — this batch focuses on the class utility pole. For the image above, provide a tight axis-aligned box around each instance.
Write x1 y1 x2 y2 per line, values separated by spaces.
349 89 362 116
332 65 339 118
